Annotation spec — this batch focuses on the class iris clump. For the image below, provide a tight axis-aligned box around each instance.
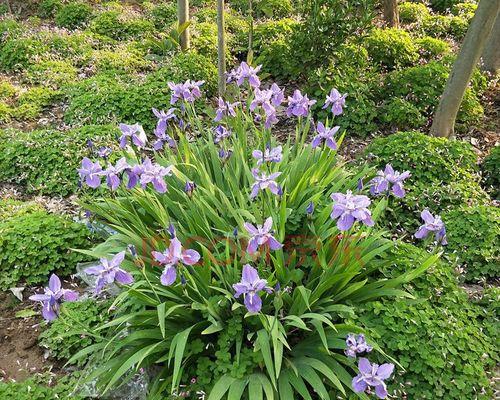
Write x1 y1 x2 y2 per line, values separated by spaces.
70 62 450 399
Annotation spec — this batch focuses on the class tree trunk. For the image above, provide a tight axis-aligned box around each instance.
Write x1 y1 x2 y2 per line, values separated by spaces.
481 13 500 73
430 0 500 138
383 0 399 28
217 0 226 95
247 0 254 62
177 0 190 51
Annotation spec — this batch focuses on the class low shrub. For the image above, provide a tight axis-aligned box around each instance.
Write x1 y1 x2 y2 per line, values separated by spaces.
364 28 419 69
365 131 479 187
415 36 451 60
399 1 431 23
429 0 471 12
442 206 500 281
0 198 43 220
55 2 93 29
0 211 93 289
0 126 118 196
255 0 294 18
481 146 500 199
0 373 86 400
147 2 177 30
421 14 470 40
451 2 477 17
355 243 498 399
0 37 44 72
382 61 483 127
0 80 17 99
64 53 216 130
379 97 426 130
39 299 112 364
90 45 152 74
192 21 233 63
88 10 155 40
26 59 78 88
38 0 62 19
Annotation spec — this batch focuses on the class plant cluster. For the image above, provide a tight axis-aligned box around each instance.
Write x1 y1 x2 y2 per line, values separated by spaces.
481 146 500 200
46 62 452 400
0 210 94 289
0 126 118 196
55 2 93 29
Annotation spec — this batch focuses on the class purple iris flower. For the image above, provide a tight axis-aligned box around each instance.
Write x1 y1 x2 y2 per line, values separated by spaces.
311 122 339 150
323 88 347 116
233 264 272 313
270 83 285 107
139 158 173 193
227 62 262 88
250 89 279 128
286 90 316 118
125 163 145 189
415 210 447 244
29 274 79 321
78 157 104 189
369 164 411 198
168 80 204 104
97 147 112 158
330 191 374 231
214 97 238 122
244 217 283 254
153 108 177 131
104 157 129 191
250 168 282 199
252 145 282 166
306 201 314 216
352 358 394 399
84 251 134 294
119 123 147 149
219 148 233 162
214 125 232 144
345 334 373 358
184 181 196 197
152 237 201 286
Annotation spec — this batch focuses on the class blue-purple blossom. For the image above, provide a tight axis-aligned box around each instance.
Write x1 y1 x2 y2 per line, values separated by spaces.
213 125 231 144
369 164 411 198
250 168 282 199
125 164 145 189
119 123 147 149
152 238 201 286
128 244 137 257
330 191 374 231
167 223 176 238
84 251 134 294
139 158 173 193
323 88 347 116
214 97 238 122
152 108 177 150
345 334 373 358
168 80 204 104
306 201 314 215
244 217 283 254
153 107 177 131
97 147 112 158
252 145 282 166
184 181 196 197
250 89 279 128
227 62 262 88
415 210 447 244
286 89 316 118
218 148 233 162
78 157 103 189
233 264 272 313
311 122 339 150
104 157 129 190
270 83 285 107
352 358 394 399
29 274 79 321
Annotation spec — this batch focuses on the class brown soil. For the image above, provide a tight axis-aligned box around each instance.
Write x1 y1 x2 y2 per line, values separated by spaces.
0 291 52 382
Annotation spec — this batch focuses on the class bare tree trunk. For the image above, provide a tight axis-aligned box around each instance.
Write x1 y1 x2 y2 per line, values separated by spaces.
481 14 500 74
383 0 399 28
217 0 226 95
247 0 254 62
177 0 190 51
430 0 500 138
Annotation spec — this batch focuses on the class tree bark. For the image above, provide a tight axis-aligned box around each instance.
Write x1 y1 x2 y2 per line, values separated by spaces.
177 0 190 51
217 0 226 95
430 0 500 138
481 13 500 73
383 0 399 28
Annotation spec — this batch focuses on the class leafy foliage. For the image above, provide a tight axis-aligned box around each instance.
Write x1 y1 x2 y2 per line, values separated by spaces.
55 2 93 29
356 243 498 399
481 146 500 200
0 211 94 289
442 206 499 281
364 28 419 69
0 126 118 196
26 59 78 88
399 1 431 23
38 0 62 19
39 299 112 364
